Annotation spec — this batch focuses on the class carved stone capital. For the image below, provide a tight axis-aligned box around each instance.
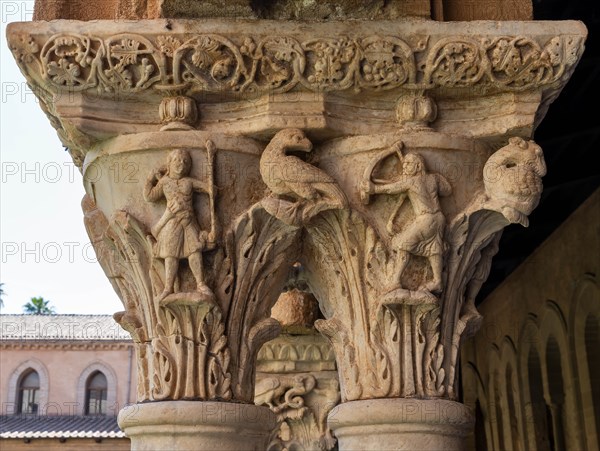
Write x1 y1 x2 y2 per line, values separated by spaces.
81 131 302 403
6 18 586 449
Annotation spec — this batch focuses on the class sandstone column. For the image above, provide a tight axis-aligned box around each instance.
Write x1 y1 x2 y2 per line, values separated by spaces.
7 16 586 451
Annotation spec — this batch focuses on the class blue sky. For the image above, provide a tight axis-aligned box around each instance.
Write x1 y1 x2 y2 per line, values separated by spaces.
0 1 123 314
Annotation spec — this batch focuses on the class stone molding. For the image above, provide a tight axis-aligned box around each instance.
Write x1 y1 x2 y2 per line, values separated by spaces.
0 341 134 351
9 21 584 96
118 400 277 450
6 20 586 165
257 334 336 373
329 398 474 450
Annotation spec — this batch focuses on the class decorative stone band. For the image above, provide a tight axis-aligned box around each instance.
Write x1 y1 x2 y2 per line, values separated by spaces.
256 333 337 373
329 398 474 451
8 20 585 97
5 19 587 169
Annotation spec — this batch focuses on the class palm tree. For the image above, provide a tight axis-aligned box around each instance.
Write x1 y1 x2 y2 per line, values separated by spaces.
23 297 56 315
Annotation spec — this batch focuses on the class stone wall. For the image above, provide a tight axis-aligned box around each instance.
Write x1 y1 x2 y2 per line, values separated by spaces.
32 0 532 21
0 343 136 415
0 438 130 450
462 188 600 451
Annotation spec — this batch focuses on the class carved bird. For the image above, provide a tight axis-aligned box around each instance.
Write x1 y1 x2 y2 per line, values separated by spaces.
259 128 347 224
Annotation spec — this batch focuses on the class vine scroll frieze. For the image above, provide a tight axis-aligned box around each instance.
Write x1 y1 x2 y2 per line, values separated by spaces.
9 29 583 96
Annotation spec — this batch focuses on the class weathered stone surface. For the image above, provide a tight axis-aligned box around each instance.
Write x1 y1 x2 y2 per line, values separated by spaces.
118 400 277 450
33 0 534 21
6 13 586 451
271 289 320 332
330 398 474 450
33 0 431 21
256 331 339 450
443 0 533 21
253 0 430 20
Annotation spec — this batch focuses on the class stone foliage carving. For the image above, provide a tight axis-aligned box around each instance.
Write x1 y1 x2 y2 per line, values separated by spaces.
83 196 232 402
19 15 559 416
303 209 448 400
9 29 583 96
215 205 302 401
256 373 339 451
83 138 302 402
5 14 585 451
6 21 585 171
254 127 548 402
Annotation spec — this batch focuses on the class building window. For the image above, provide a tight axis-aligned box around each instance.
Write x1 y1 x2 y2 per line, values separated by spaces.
18 370 40 414
85 371 108 415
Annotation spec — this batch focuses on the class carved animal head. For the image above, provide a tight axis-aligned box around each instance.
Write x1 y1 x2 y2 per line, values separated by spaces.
483 136 547 218
507 137 546 177
271 128 313 153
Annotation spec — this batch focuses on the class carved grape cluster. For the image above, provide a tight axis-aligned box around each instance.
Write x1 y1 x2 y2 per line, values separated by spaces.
11 31 582 95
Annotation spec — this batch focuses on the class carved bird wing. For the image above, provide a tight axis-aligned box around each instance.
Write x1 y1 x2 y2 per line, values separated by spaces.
283 155 336 184
254 377 281 403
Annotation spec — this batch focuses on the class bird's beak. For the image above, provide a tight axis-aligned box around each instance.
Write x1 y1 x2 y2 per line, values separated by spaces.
300 138 313 152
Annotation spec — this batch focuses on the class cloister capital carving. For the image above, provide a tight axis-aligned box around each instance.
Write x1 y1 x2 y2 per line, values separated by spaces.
6 18 585 423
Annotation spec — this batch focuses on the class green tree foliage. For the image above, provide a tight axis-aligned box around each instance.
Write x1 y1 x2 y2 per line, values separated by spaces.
23 297 56 315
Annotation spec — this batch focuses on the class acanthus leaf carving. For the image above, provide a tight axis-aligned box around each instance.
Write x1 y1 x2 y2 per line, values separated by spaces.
84 194 233 402
214 203 302 402
440 138 545 397
256 131 547 404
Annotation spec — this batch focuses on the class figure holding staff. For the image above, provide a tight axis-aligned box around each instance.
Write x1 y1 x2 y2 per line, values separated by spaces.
144 141 217 303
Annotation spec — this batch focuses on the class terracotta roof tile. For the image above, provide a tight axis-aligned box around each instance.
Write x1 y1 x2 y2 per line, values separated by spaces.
0 415 126 439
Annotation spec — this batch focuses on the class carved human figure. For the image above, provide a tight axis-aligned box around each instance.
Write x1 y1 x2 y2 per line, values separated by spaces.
144 147 216 302
361 142 452 293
